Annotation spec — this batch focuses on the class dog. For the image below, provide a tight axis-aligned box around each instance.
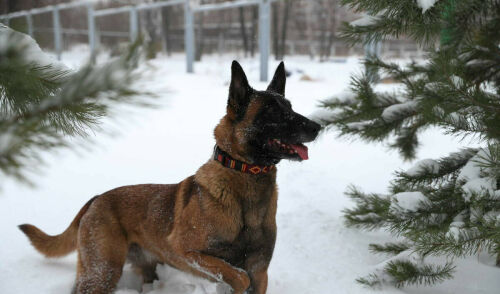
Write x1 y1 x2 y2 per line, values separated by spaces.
19 61 321 294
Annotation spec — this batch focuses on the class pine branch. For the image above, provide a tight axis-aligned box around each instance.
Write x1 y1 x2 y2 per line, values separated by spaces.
329 0 500 288
395 148 478 187
412 228 497 258
356 260 455 288
369 242 412 256
339 0 445 46
343 185 391 230
0 26 155 184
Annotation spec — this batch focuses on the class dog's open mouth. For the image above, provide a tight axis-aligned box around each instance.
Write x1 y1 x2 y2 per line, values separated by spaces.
267 139 309 160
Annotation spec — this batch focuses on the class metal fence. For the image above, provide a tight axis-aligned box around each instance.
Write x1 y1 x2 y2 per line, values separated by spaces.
0 0 274 81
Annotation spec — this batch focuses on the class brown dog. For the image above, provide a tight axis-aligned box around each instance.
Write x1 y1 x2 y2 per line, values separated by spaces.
19 61 321 294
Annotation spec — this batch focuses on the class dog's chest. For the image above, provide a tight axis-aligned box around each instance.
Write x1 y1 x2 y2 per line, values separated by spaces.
205 194 272 265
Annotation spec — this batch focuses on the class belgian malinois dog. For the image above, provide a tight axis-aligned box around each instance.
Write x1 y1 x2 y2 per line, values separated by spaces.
19 61 321 294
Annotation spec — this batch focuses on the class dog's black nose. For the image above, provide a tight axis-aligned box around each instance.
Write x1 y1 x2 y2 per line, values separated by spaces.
302 120 321 142
308 121 321 137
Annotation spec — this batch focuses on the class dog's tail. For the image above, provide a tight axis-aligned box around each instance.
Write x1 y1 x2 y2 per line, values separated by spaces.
18 196 98 258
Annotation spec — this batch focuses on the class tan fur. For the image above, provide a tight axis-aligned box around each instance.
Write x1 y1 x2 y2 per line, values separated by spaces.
215 99 262 164
20 105 277 294
19 196 97 258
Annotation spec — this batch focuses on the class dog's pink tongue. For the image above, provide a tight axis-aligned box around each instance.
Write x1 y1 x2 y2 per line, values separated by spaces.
291 144 309 160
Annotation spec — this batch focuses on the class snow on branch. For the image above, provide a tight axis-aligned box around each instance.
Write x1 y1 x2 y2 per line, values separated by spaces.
0 24 69 72
381 100 419 123
350 15 380 27
405 159 440 177
416 0 438 13
390 191 429 213
458 148 498 202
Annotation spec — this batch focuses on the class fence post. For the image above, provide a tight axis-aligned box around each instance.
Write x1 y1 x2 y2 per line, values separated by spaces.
52 5 62 60
26 13 33 37
184 0 195 73
259 0 270 82
129 6 139 42
87 3 96 53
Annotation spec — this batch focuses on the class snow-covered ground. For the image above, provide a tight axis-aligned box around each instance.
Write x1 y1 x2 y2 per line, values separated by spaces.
1 48 499 294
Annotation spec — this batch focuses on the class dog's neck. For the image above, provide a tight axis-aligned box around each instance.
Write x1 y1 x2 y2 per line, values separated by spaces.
213 146 275 175
194 148 277 203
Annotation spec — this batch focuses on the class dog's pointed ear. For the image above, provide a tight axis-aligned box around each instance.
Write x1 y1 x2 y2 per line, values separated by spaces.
267 61 286 96
228 60 251 120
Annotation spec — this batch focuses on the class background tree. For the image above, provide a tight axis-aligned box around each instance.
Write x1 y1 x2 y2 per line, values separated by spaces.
315 0 500 288
0 24 154 185
318 0 339 61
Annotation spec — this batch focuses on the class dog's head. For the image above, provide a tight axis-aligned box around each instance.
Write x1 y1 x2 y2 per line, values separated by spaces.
214 61 321 166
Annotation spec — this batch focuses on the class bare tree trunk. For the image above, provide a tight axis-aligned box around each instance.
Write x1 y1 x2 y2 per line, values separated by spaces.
161 6 172 56
238 7 249 57
278 0 292 60
195 12 205 61
250 6 258 57
319 19 327 60
272 2 280 60
325 0 339 60
305 1 316 59
144 9 157 59
318 0 329 61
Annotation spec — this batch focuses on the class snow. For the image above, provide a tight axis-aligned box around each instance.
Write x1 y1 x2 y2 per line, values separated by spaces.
309 108 339 125
1 46 499 294
450 75 462 87
0 131 16 155
114 264 229 294
447 212 466 241
446 226 462 240
457 150 485 183
0 24 69 72
382 100 419 122
346 120 375 131
350 15 379 27
390 192 429 213
416 0 438 13
310 89 358 124
457 148 497 201
405 159 440 176
331 89 358 104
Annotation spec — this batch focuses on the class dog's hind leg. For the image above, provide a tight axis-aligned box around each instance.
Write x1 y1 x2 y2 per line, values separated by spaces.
74 215 128 294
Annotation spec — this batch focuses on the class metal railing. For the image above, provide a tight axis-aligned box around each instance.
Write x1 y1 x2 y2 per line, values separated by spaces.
0 0 273 81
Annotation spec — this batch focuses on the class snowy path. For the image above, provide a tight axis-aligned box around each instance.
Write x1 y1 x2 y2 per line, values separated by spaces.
1 52 499 294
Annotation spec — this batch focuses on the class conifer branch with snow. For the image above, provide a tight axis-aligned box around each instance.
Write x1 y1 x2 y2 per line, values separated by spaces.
319 0 500 289
0 25 154 184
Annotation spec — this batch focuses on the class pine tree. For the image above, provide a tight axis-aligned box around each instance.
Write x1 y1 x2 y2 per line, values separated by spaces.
0 24 154 185
315 0 500 288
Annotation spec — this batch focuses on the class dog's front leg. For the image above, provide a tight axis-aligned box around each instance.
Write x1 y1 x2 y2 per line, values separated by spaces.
244 227 276 294
244 193 277 294
172 250 251 294
244 250 273 294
